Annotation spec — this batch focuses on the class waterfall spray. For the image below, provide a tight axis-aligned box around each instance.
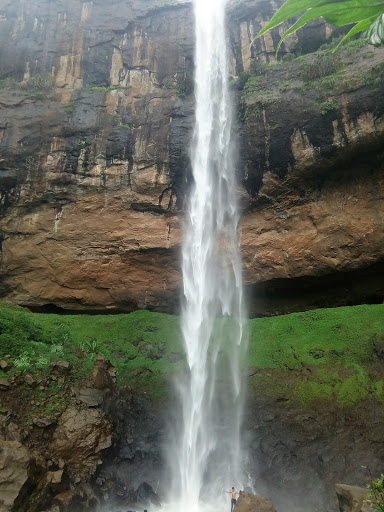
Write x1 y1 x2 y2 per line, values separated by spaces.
167 0 247 511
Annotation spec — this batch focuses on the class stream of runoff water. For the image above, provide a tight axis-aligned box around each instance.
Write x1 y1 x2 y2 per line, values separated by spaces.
166 0 248 510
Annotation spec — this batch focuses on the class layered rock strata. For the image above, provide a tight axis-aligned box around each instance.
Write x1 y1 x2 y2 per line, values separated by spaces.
0 0 383 314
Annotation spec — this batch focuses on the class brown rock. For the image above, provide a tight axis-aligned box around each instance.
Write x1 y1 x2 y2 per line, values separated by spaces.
234 491 278 512
0 441 30 511
53 489 77 509
107 366 117 382
0 360 11 371
74 387 104 407
92 356 115 389
24 373 38 387
49 360 72 375
92 366 114 390
50 406 112 478
0 377 10 390
32 416 56 428
47 469 64 485
5 422 23 442
0 0 382 320
335 484 370 512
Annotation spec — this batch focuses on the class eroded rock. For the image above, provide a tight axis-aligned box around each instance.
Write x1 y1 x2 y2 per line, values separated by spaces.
49 361 72 375
92 356 115 390
73 387 104 407
0 377 10 390
234 491 278 512
0 441 30 511
0 360 12 371
335 484 371 512
51 406 112 478
136 481 161 507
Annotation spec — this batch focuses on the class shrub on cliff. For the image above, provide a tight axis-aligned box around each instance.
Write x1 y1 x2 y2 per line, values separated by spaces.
366 473 384 511
21 72 54 91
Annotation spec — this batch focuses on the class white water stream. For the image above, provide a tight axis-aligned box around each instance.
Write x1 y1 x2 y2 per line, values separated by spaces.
166 0 247 510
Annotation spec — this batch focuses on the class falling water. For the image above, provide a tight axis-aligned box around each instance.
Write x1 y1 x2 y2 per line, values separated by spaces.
167 0 247 510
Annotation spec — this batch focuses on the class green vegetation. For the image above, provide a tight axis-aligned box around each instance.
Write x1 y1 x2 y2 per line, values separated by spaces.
1 303 384 403
299 54 342 82
366 473 384 511
248 305 384 368
0 77 17 90
65 103 75 114
22 72 54 91
0 72 54 96
161 70 194 98
0 304 183 396
248 305 384 404
253 0 384 52
118 122 132 130
238 33 383 122
319 97 339 114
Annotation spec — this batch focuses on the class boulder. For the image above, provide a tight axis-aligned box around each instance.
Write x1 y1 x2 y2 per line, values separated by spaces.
49 360 72 375
136 481 161 507
50 406 112 478
92 356 115 390
0 360 12 371
0 377 10 390
53 489 77 510
32 416 56 428
24 374 39 387
335 484 371 512
0 440 30 511
73 387 104 407
234 491 278 512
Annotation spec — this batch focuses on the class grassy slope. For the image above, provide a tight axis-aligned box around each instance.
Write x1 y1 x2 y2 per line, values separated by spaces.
0 303 383 402
248 305 384 404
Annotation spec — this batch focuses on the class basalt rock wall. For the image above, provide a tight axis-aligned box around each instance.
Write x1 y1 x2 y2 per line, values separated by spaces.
0 0 383 314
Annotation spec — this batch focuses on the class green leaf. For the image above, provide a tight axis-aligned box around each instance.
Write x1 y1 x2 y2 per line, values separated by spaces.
257 0 346 37
333 16 377 50
322 3 384 25
275 10 328 53
364 12 384 44
253 0 384 52
258 0 384 37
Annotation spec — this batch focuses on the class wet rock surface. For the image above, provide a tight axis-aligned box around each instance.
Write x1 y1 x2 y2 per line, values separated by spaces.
50 406 113 478
245 399 384 512
0 354 383 512
234 491 278 512
335 484 371 512
0 355 167 512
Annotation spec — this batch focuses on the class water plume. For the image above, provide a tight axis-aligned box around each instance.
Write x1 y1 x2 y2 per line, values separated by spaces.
167 0 248 510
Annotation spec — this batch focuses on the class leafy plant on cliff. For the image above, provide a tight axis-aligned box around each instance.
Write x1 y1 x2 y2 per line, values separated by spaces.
175 69 194 98
65 103 75 114
0 77 17 90
253 0 384 52
366 473 384 511
21 72 54 91
299 54 342 81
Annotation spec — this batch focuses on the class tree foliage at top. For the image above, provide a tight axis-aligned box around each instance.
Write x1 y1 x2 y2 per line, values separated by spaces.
254 0 384 52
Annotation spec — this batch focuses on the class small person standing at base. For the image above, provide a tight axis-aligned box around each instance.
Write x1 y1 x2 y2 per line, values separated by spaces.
225 487 239 511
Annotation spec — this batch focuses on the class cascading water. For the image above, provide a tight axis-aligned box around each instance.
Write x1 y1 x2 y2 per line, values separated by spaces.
167 0 247 510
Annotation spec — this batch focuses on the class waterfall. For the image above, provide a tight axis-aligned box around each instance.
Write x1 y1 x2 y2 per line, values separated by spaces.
167 0 247 510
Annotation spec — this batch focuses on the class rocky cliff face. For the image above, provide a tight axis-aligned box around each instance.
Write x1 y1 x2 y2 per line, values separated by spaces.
0 0 383 315
2 355 384 512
